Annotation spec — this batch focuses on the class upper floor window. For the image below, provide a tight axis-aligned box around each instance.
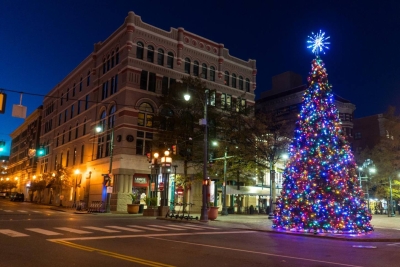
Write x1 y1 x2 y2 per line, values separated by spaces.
102 59 106 74
110 75 118 95
72 84 76 97
147 45 154 62
66 88 69 102
140 71 156 92
79 78 83 92
87 71 91 86
239 76 244 90
232 73 237 88
75 122 79 139
201 64 207 79
99 110 106 131
116 48 119 64
136 42 144 59
210 66 215 82
60 93 64 106
102 81 109 100
107 55 110 71
245 78 250 92
157 49 164 66
224 71 230 86
108 105 116 129
85 94 89 110
160 107 174 131
184 58 191 74
167 52 174 69
111 51 115 68
193 61 199 76
138 103 154 127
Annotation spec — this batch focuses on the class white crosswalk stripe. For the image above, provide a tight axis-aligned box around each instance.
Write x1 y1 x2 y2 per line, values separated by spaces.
18 210 28 213
106 226 144 232
148 224 187 231
126 225 166 231
26 228 62 236
54 227 92 234
4 210 12 212
0 229 29 237
82 226 120 233
174 224 220 230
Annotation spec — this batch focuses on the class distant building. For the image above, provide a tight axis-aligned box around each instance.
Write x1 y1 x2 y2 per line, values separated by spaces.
352 114 386 154
256 71 356 142
38 11 257 211
7 106 43 195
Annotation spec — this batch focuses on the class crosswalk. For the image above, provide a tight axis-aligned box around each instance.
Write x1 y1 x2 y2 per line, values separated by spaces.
0 224 220 238
0 209 63 214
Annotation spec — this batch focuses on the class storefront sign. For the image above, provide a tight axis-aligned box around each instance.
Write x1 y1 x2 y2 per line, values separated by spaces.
134 177 147 184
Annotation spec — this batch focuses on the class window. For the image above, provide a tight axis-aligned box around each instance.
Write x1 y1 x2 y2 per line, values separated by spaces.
80 145 84 164
56 133 59 147
209 90 216 106
54 155 58 170
107 55 110 71
70 105 74 119
239 76 244 90
80 78 83 92
66 89 69 101
73 147 77 166
72 83 76 97
102 59 106 74
102 81 108 100
60 152 63 167
68 126 72 142
61 93 63 106
110 75 118 95
75 122 79 139
210 66 215 81
85 95 89 110
157 49 164 65
116 48 119 64
167 52 174 69
77 100 81 115
83 118 87 135
58 113 62 126
135 131 153 155
99 111 106 132
138 103 154 127
108 105 116 129
87 71 90 86
221 93 232 110
355 132 362 139
224 71 230 86
66 150 70 167
160 108 174 131
193 61 199 76
136 42 144 59
232 74 237 88
184 58 191 74
245 78 250 92
140 71 156 92
62 130 65 145
147 45 154 62
64 110 68 122
201 64 207 79
111 51 115 68
162 77 169 95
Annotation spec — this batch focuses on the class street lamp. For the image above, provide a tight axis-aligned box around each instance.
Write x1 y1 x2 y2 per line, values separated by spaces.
388 176 395 217
150 152 160 199
96 124 114 213
72 169 80 208
184 89 209 221
358 159 376 212
160 151 172 213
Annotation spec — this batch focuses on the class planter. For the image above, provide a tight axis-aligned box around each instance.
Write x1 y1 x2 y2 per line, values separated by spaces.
208 207 219 220
127 204 140 214
143 208 159 216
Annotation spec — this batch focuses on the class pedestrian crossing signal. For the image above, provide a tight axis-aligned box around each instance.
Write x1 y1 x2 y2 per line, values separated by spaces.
172 145 177 155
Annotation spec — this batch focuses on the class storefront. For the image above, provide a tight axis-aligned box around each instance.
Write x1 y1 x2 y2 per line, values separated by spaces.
132 174 150 203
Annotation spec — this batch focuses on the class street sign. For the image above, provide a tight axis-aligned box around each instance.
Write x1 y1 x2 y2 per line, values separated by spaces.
106 186 113 193
159 182 164 191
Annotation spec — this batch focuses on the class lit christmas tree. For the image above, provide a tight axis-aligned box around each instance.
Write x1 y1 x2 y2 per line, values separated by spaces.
273 31 373 234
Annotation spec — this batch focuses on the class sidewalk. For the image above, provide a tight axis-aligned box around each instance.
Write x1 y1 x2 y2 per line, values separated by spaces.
43 203 400 242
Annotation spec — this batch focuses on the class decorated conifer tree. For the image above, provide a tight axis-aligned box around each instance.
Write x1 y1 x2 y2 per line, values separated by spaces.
272 31 373 233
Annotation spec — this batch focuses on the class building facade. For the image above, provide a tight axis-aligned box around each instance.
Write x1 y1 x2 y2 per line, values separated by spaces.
7 106 43 198
38 11 257 211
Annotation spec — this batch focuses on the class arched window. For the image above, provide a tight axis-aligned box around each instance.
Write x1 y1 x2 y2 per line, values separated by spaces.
147 45 154 62
193 61 199 76
210 66 215 81
245 78 250 92
160 107 175 131
86 71 90 86
68 126 72 142
62 130 65 145
239 76 244 90
56 133 59 147
184 58 191 74
167 52 174 69
100 110 106 131
111 51 115 68
116 47 119 64
201 64 207 79
232 74 237 88
157 49 164 65
75 122 79 139
136 42 144 59
138 103 154 127
108 105 116 129
224 71 230 86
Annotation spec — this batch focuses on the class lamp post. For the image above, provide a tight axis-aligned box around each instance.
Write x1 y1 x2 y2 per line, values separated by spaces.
96 124 114 213
389 176 395 217
160 150 172 207
184 89 209 221
358 159 376 212
221 147 228 216
72 169 80 208
150 152 160 199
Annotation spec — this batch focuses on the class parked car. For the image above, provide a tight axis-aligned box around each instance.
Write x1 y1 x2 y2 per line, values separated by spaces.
0 192 8 198
10 192 24 202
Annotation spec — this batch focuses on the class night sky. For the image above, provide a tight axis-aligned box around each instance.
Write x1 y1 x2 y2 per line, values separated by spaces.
1 0 400 156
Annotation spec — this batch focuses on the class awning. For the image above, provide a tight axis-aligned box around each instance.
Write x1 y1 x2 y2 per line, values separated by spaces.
225 185 271 196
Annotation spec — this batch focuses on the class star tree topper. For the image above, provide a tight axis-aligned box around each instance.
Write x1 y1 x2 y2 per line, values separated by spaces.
307 30 330 56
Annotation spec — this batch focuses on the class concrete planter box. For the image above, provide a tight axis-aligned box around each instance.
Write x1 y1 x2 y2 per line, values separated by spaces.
143 208 159 216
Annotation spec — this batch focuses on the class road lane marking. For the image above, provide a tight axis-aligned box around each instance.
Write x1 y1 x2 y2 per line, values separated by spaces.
52 240 175 267
55 227 92 234
82 226 120 233
126 225 166 231
33 211 41 213
26 228 63 236
4 210 12 212
148 225 187 231
0 229 29 237
48 230 255 242
106 226 144 232
147 236 363 267
165 224 219 230
18 210 27 213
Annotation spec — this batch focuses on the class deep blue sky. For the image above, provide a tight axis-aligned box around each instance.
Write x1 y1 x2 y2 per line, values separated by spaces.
1 0 400 156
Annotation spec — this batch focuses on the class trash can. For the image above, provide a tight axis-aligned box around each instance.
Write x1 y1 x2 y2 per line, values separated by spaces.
139 204 145 214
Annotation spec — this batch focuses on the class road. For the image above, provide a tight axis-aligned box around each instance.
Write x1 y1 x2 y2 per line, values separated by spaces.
0 199 399 267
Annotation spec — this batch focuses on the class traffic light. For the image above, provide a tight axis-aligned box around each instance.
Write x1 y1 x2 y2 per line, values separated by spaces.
146 152 151 163
0 93 6 114
36 146 45 156
172 145 177 155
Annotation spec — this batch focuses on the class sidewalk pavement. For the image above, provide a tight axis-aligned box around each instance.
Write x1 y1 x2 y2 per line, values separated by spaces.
41 203 400 242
